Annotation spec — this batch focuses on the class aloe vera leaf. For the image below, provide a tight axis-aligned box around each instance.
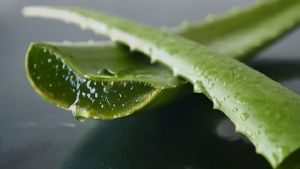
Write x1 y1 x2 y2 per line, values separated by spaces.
178 0 300 60
23 0 300 122
23 6 300 168
23 0 280 121
26 42 188 120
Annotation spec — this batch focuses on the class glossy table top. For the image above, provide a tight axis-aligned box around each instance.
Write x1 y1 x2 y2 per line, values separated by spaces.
1 0 300 168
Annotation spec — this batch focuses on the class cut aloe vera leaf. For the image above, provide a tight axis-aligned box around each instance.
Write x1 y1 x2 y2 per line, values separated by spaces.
23 6 300 168
26 42 188 120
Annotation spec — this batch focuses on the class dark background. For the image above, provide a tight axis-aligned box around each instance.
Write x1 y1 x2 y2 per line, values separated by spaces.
0 0 300 169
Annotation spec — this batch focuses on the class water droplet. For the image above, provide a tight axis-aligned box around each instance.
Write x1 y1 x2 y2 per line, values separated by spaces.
103 87 108 93
90 88 96 93
86 80 91 86
232 107 238 113
97 68 117 78
240 113 249 121
47 58 52 63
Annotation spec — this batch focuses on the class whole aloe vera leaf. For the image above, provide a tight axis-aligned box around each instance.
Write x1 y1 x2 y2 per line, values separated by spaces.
26 42 188 120
178 0 300 60
23 6 300 168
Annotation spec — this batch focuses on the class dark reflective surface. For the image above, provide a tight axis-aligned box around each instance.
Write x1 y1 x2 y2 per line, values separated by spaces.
58 95 271 169
1 0 300 169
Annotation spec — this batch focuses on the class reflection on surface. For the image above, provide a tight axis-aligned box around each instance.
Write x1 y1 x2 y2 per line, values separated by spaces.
60 95 271 169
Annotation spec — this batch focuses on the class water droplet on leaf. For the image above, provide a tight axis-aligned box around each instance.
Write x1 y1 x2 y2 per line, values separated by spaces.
240 113 249 121
97 68 118 78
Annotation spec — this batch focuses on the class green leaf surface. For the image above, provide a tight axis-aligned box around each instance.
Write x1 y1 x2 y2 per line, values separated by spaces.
23 4 300 168
178 0 300 60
